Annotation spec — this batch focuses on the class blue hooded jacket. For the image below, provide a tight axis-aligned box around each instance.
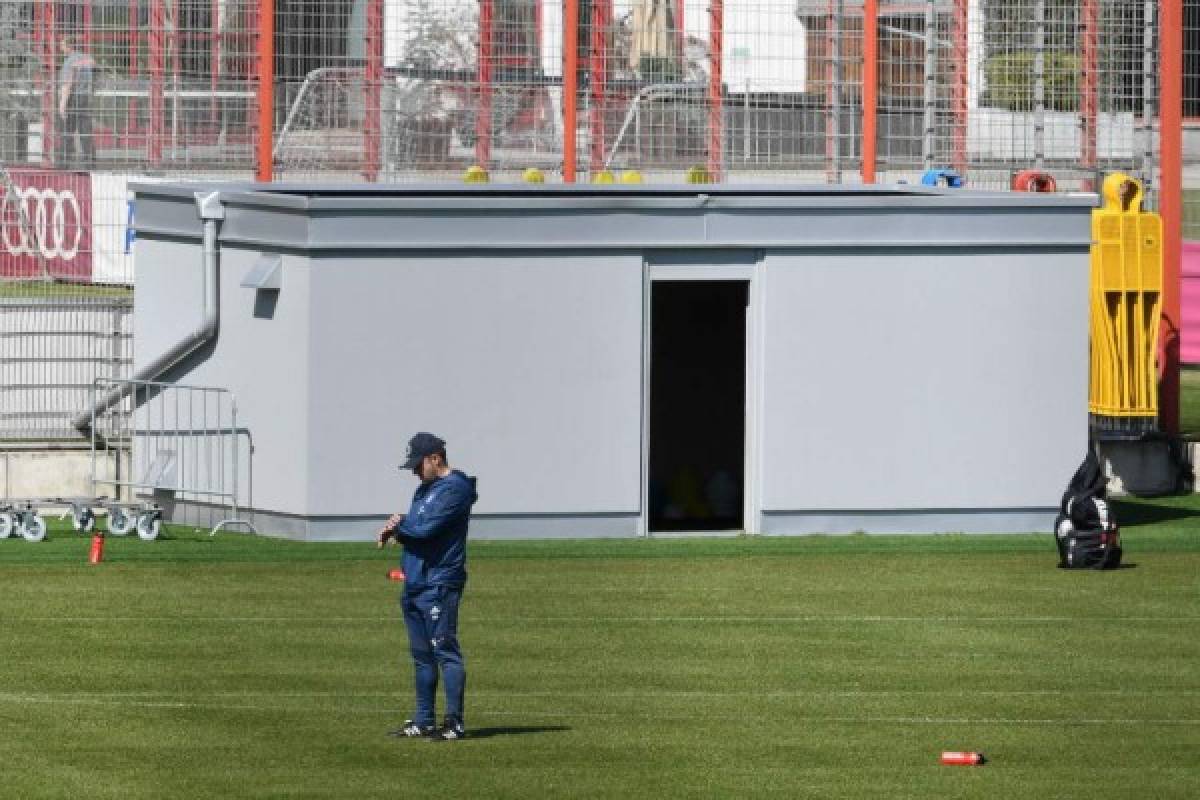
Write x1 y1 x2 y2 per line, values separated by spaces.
397 469 477 590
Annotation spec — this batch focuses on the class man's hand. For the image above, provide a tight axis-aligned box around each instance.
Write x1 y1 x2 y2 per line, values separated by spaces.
376 513 404 548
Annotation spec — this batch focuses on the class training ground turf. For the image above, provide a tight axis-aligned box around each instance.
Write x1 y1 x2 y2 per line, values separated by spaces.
3 496 1200 799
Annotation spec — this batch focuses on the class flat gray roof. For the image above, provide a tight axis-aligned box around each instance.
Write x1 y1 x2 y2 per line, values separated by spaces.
132 181 1097 253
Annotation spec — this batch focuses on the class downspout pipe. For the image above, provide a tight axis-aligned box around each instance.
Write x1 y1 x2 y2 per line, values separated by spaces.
73 191 224 433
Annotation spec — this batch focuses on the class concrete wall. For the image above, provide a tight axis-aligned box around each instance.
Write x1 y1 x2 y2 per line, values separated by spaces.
2 446 128 503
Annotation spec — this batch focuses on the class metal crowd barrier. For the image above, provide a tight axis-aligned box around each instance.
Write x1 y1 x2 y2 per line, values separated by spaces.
91 377 256 536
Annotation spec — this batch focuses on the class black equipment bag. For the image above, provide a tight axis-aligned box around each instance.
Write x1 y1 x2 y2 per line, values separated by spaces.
1054 514 1122 569
1053 446 1122 570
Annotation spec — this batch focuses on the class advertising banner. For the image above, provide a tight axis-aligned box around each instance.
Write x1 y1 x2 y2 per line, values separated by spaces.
0 168 93 281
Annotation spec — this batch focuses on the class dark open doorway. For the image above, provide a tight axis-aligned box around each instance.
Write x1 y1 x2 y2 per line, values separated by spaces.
648 280 748 532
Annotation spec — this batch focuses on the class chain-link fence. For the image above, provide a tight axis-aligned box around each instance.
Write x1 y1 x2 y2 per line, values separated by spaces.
1 0 261 440
0 0 1190 440
1186 1 1200 240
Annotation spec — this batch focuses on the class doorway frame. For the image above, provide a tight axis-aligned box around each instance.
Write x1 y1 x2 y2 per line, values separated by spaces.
640 252 763 537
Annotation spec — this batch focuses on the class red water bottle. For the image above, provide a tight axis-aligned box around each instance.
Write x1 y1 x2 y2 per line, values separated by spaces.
88 533 105 565
941 751 986 766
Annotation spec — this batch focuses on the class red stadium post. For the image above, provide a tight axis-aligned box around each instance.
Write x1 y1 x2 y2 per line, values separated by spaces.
951 0 968 173
255 0 273 182
477 0 494 168
149 0 165 166
861 0 878 184
36 0 54 167
363 0 384 181
1159 0 1183 433
129 0 141 149
210 0 219 128
675 0 685 57
563 0 578 182
708 0 724 181
82 1 92 51
590 0 610 174
171 0 181 159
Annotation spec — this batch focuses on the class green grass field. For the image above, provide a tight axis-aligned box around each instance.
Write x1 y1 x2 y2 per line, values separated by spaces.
1181 368 1200 438
3 497 1200 799
0 280 132 300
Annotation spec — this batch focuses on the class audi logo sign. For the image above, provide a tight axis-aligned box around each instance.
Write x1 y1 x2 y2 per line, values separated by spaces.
0 169 92 281
2 188 83 259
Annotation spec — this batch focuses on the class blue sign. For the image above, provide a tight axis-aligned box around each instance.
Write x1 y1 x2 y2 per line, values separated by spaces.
123 199 135 255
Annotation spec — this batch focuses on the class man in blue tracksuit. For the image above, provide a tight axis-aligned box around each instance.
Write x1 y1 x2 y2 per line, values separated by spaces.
377 432 478 742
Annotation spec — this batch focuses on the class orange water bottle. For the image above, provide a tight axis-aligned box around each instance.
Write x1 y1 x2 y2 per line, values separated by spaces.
940 751 986 766
88 533 105 564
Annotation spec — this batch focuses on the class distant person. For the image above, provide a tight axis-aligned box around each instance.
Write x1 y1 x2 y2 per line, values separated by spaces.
377 432 478 741
56 35 96 168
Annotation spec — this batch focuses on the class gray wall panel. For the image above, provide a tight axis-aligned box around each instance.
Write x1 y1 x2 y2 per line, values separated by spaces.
304 252 644 516
759 250 1088 512
136 240 312 514
134 239 205 373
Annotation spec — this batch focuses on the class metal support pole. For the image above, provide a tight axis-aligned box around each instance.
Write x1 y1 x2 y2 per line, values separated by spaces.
563 0 578 182
1081 0 1098 187
255 0 273 181
1141 0 1156 193
951 0 967 171
1159 0 1183 433
129 0 140 147
363 0 383 181
590 0 611 173
477 0 494 167
922 0 936 171
1033 0 1045 170
862 0 878 183
827 0 843 183
708 0 724 180
211 0 220 127
36 0 52 167
149 0 165 166
675 0 685 57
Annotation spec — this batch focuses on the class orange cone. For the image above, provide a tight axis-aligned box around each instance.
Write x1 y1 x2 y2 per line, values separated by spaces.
387 568 405 581
88 533 105 564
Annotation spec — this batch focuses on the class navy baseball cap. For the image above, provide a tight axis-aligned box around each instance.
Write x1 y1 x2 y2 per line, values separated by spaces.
400 432 446 470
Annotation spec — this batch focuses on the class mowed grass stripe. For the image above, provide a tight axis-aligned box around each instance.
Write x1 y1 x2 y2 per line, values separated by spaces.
2 495 1199 798
4 614 1200 623
3 694 1199 728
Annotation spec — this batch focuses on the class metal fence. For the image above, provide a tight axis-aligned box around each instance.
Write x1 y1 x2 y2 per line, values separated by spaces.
90 377 254 534
0 0 1193 442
